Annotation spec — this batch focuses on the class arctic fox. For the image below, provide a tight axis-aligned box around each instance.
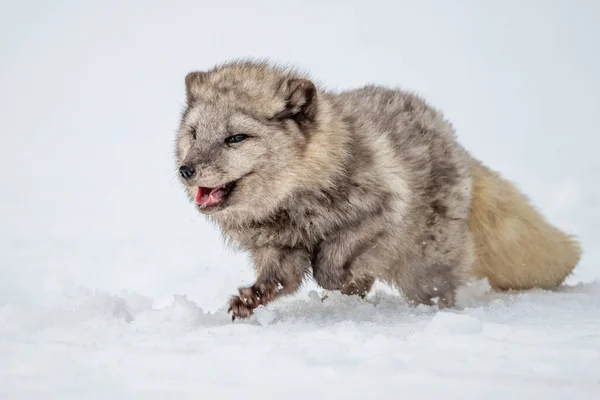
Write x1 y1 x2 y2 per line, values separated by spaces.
175 60 581 320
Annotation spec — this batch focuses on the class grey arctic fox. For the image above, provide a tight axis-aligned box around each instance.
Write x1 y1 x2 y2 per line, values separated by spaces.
174 60 581 320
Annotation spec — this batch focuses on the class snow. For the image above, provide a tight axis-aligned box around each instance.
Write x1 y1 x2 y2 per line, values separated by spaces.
3 282 600 398
1 0 599 399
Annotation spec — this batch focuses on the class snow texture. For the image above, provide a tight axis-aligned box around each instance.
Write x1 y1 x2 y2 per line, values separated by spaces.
1 0 599 399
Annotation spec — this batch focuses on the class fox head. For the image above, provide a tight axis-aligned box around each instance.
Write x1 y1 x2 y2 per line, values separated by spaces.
175 61 333 221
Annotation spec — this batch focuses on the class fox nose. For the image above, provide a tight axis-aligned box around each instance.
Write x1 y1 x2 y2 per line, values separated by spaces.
179 165 196 180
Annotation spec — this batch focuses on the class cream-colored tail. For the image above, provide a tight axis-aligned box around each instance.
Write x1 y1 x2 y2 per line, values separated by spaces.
469 159 582 290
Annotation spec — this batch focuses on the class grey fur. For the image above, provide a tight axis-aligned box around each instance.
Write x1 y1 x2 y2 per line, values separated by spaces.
175 60 475 319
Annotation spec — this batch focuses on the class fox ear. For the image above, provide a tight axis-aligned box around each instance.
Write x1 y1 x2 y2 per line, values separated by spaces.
185 71 207 103
274 78 317 126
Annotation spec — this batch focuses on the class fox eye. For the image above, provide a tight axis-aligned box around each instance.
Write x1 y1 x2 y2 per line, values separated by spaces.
225 134 249 144
190 127 197 140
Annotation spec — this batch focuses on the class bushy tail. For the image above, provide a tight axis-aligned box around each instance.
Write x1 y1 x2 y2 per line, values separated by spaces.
468 159 582 290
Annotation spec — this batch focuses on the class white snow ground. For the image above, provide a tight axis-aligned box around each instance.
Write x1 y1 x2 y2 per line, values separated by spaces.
1 1 599 399
2 281 600 399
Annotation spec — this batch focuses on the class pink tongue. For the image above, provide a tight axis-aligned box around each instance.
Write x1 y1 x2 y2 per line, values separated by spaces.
195 186 224 207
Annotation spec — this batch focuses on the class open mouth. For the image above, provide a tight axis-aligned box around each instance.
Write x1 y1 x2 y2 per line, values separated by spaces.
195 181 236 209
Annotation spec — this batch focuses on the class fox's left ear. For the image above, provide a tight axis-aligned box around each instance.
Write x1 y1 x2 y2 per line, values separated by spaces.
185 71 207 103
274 78 318 126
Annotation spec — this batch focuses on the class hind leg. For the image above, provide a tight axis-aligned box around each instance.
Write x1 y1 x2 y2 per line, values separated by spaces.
398 260 468 308
399 206 475 308
400 264 457 308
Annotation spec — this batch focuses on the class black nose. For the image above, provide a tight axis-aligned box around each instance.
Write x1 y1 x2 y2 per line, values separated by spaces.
179 165 196 179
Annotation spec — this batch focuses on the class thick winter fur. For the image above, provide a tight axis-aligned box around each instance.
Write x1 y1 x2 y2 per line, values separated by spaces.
175 60 580 320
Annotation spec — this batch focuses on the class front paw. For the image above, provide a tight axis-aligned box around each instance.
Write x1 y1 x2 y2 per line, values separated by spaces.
227 282 280 321
228 294 254 321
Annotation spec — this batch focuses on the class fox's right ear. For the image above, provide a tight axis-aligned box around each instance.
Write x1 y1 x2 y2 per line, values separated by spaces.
185 71 207 103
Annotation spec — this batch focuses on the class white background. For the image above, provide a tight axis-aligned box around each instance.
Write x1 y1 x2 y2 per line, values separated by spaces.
1 1 599 398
